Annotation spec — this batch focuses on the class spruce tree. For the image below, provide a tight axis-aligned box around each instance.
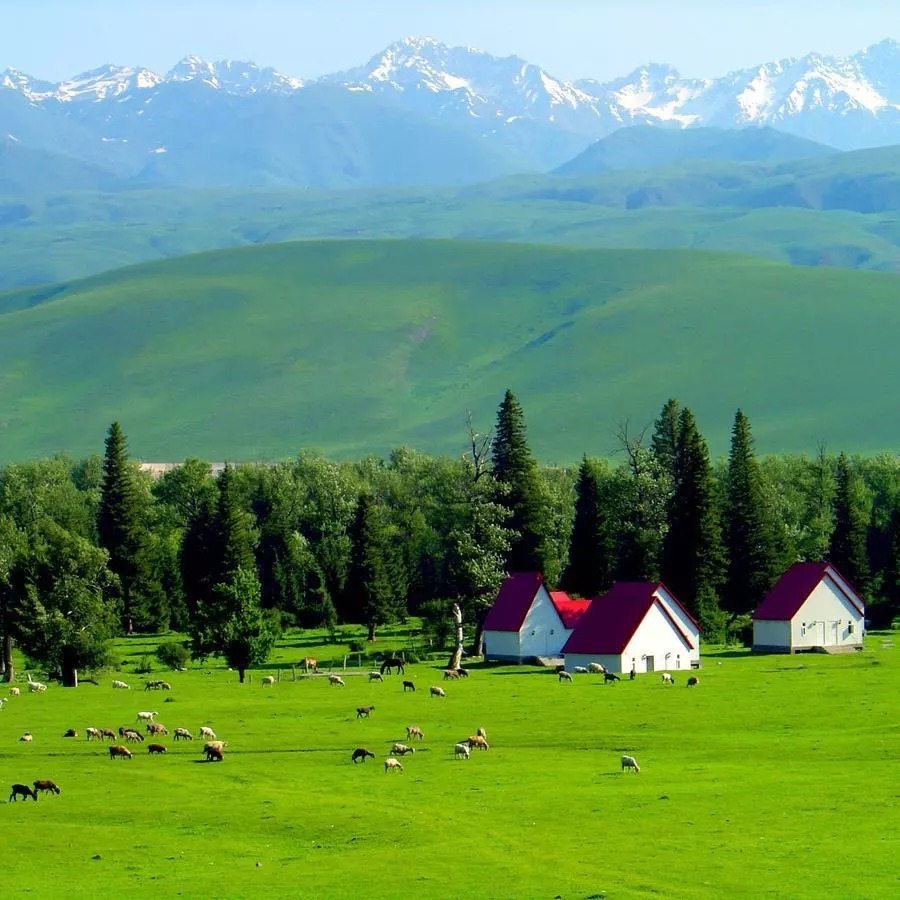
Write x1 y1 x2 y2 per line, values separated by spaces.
491 389 547 572
97 422 148 632
878 505 900 626
829 452 870 595
722 409 778 617
651 398 682 486
660 408 725 632
564 456 616 597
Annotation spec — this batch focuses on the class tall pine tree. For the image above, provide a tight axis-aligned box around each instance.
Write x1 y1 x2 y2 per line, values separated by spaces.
723 409 778 617
829 452 870 595
660 408 725 634
492 390 547 572
877 505 900 626
651 398 682 487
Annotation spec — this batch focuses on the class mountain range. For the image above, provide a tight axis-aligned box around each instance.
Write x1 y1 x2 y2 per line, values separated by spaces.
7 37 900 187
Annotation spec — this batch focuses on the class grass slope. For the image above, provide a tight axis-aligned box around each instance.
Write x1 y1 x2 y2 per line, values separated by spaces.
1 239 899 463
0 631 897 898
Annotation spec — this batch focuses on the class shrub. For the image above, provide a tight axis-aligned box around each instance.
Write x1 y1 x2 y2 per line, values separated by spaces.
156 641 191 670
134 654 154 674
348 640 366 653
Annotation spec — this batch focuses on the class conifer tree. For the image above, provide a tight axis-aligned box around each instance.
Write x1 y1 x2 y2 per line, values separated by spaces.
722 409 778 617
564 456 616 597
829 452 870 595
97 422 149 631
878 505 900 626
491 390 547 572
660 408 725 632
651 398 682 486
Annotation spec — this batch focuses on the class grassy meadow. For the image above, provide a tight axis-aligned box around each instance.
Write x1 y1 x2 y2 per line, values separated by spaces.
1 630 897 899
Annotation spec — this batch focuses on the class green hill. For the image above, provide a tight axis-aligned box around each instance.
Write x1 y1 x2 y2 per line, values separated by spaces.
1 239 898 463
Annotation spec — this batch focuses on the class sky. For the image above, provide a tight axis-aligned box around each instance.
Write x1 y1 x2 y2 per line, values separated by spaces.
4 0 900 82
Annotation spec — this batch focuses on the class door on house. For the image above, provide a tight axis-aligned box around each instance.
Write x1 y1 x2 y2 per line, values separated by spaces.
645 655 655 672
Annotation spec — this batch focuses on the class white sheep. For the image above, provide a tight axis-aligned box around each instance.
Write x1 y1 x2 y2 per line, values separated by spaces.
661 673 674 685
558 671 573 682
199 726 216 740
136 711 158 722
573 666 589 674
384 757 404 773
27 679 47 693
328 674 345 687
0 697 6 709
430 686 446 698
86 727 102 740
391 743 415 756
588 662 607 674
9 687 20 696
261 675 275 686
621 755 640 773
111 680 130 689
19 732 33 742
454 742 470 760
173 727 193 741
368 671 384 682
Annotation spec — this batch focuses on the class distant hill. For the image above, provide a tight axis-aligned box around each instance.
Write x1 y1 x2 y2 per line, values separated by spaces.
555 126 837 175
1 239 898 463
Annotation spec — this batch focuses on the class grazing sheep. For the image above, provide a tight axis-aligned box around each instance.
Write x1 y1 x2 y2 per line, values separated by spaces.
391 743 416 756
147 743 167 755
0 697 6 709
604 672 621 683
63 728 78 738
456 668 469 678
9 783 37 801
146 722 168 735
111 680 130 689
204 740 227 755
621 755 640 773
356 706 375 718
261 675 275 686
122 729 144 743
136 711 158 722
206 746 224 762
19 732 33 742
99 728 117 741
406 726 424 741
589 663 607 674
687 676 699 687
173 727 193 741
558 671 573 682
351 748 375 764
368 671 384 683
402 680 415 692
27 679 47 693
443 669 460 680
9 687 20 696
467 734 490 751
476 726 487 741
144 680 171 690
661 673 674 685
328 674 345 687
199 726 216 740
430 686 446 698
573 666 589 674
86 727 102 741
454 742 470 760
383 757 404 773
109 745 132 760
33 780 60 795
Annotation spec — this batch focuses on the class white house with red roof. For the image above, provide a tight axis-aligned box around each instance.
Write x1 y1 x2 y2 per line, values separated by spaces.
562 582 700 674
483 572 591 662
753 562 865 653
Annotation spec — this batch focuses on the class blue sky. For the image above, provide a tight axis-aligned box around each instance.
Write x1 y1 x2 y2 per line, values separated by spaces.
5 0 900 81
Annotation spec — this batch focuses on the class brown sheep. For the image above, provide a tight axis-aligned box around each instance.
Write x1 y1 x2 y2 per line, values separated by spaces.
402 681 415 692
356 706 375 718
146 722 168 735
122 729 144 742
351 748 375 763
9 783 37 801
687 676 699 687
443 669 459 680
109 745 132 759
100 728 117 741
33 780 60 795
406 726 424 740
467 734 490 751
63 728 78 738
206 746 224 762
147 743 167 755
173 727 193 741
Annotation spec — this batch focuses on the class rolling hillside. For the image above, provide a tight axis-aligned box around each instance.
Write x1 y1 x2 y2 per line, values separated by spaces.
0 240 898 464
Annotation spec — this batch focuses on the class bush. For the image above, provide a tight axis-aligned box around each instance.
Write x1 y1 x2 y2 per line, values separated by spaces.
348 640 366 653
155 641 191 670
726 614 754 647
134 654 154 674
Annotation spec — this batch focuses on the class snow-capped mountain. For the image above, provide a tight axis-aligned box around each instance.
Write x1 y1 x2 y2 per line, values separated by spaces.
7 36 900 189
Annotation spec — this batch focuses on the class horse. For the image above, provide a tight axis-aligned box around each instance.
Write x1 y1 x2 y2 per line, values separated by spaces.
380 657 405 676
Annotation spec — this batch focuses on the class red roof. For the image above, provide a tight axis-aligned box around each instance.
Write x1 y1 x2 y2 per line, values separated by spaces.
754 562 864 621
550 592 591 629
483 572 544 633
562 582 694 655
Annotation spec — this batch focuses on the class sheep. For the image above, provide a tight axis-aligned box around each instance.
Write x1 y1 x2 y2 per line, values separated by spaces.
173 727 193 741
383 757 404 773
144 680 171 690
261 675 275 686
573 666 589 674
430 686 446 698
206 746 224 762
199 726 216 740
19 732 33 742
454 742 470 760
351 748 375 763
621 755 640 774
356 706 375 718
589 662 607 674
136 711 158 722
443 669 460 680
368 671 384 683
9 783 37 801
467 734 490 751
476 726 487 740
558 671 573 682
328 674 345 687
146 722 168 736
27 679 46 693
687 676 699 687
100 728 117 741
63 728 78 738
604 672 621 683
406 726 424 741
456 668 469 678
86 727 102 741
111 679 130 689
147 743 167 755
391 743 415 756
0 696 7 708
122 729 144 743
109 745 132 759
9 686 20 696
33 780 60 795
661 673 674 685
204 740 227 755
402 680 415 692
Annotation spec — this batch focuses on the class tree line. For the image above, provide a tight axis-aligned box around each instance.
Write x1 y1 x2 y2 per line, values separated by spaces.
1 392 898 685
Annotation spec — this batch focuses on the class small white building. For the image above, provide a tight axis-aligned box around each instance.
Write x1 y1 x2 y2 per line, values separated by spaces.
483 572 590 662
753 562 865 653
562 582 701 674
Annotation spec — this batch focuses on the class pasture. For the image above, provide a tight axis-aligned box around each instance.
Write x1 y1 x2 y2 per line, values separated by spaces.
1 633 897 899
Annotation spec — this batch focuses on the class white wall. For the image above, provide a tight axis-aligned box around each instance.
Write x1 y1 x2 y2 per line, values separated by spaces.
753 619 791 650
519 586 568 658
789 579 864 649
621 602 697 673
483 630 521 661
656 587 701 661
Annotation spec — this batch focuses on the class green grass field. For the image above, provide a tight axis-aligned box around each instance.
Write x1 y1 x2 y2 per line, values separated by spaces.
1 631 897 899
2 239 900 463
